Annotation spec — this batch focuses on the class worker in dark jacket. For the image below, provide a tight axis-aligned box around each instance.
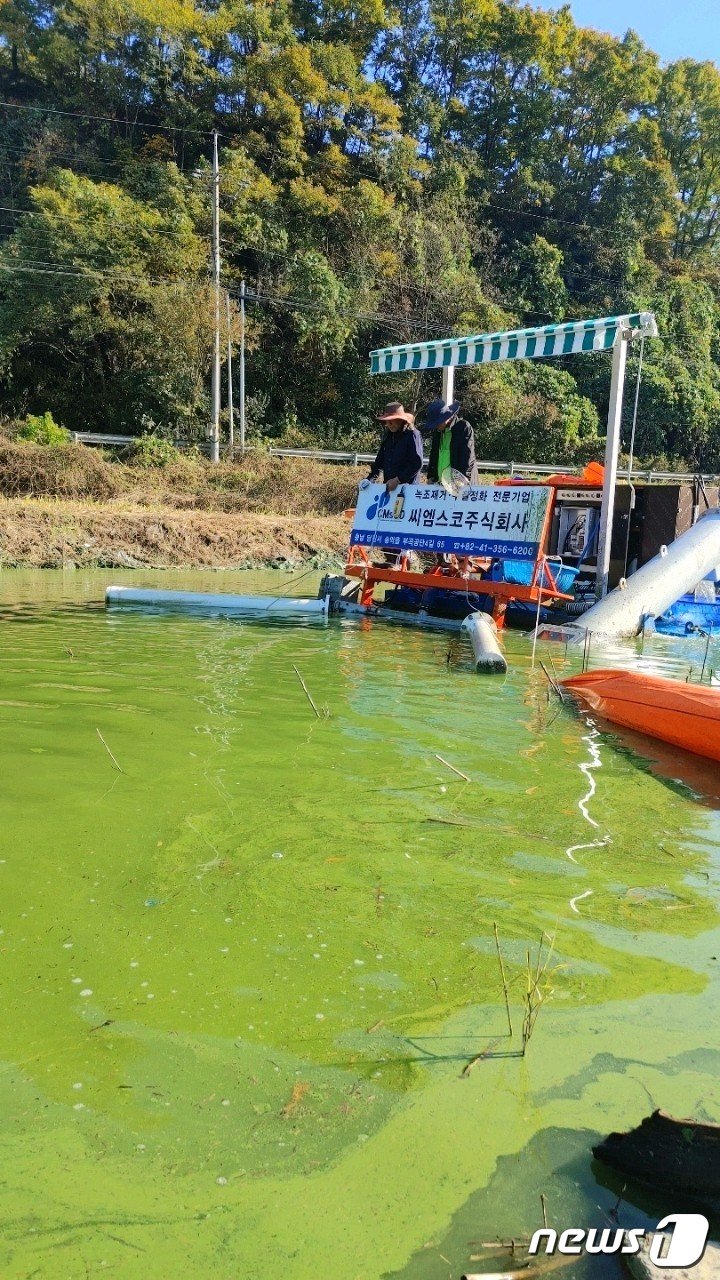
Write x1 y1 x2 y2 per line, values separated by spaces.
366 401 423 491
425 399 478 485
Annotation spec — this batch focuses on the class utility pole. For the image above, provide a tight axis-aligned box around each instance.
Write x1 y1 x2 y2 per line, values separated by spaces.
226 290 234 457
239 279 246 454
210 130 221 463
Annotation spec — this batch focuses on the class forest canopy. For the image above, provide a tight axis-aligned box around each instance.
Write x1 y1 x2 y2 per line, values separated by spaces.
0 0 718 466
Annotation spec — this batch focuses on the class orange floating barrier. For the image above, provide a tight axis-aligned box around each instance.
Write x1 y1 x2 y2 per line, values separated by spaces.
561 668 720 763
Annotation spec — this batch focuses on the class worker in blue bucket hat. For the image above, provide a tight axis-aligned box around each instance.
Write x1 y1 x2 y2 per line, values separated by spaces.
425 398 478 486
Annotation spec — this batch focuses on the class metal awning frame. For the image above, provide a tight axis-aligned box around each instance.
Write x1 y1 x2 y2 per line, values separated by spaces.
368 312 659 598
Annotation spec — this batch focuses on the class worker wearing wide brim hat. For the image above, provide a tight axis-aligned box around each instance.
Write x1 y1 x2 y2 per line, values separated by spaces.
365 401 424 492
425 398 479 486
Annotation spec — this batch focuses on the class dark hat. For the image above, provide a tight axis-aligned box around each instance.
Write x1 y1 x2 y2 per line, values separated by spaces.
376 400 415 425
425 398 461 430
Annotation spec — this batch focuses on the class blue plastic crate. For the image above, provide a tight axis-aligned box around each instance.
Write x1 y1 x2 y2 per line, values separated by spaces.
493 559 579 593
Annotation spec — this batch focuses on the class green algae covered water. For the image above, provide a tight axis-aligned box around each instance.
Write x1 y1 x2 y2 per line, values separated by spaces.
1 567 720 1279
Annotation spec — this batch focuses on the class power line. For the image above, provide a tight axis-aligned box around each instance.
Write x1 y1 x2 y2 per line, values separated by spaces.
0 258 196 288
0 139 200 174
0 105 693 258
0 261 640 359
0 258 635 373
0 254 641 387
217 138 692 254
0 240 438 335
0 141 86 160
236 285 458 337
0 97 706 255
0 244 510 336
241 286 399 328
0 99 213 137
0 204 205 241
0 224 633 325
0 222 527 327
477 196 686 252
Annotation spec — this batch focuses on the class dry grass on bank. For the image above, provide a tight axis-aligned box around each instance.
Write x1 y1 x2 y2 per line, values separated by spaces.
0 440 364 515
0 498 349 569
0 438 364 568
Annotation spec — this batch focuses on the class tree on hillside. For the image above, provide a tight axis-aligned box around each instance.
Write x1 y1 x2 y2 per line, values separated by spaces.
655 59 720 260
0 167 212 432
0 0 717 465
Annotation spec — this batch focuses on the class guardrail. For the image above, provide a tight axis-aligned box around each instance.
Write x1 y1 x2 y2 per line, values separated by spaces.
265 447 582 474
265 449 720 483
268 446 375 464
71 431 214 454
72 432 135 446
260 449 720 482
70 436 577 474
69 434 720 484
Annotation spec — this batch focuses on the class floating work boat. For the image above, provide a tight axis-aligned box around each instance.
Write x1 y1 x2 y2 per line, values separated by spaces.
651 587 720 637
561 668 720 763
593 1110 720 1213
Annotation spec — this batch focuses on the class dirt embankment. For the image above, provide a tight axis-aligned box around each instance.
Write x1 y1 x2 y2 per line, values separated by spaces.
0 443 363 568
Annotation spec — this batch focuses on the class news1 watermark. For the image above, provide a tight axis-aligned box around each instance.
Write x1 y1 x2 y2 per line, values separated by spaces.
526 1213 710 1268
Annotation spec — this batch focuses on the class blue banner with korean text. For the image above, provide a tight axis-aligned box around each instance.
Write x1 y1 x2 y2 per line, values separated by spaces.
350 483 552 559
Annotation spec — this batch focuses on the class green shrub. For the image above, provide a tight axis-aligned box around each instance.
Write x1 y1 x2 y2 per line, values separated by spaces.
129 433 182 468
16 411 71 446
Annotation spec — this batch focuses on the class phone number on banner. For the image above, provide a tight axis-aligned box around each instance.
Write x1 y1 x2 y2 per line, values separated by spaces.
349 530 538 557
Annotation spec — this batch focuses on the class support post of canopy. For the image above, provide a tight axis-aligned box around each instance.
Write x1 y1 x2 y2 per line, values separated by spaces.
596 332 629 599
441 365 455 404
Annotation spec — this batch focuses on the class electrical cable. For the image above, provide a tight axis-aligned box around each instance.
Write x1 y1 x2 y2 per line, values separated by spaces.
0 102 692 254
0 99 213 136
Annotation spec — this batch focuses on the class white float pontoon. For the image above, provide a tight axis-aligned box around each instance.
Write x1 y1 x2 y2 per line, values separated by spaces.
106 585 330 619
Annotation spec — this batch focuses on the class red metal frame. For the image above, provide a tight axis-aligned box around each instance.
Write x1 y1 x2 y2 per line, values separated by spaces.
344 480 577 625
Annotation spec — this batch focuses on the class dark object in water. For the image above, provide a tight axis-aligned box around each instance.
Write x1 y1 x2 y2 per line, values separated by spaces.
593 1109 720 1209
627 1233 720 1280
383 585 492 619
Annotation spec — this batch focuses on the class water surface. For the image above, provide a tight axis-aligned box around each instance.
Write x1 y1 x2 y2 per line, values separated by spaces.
1 568 719 1278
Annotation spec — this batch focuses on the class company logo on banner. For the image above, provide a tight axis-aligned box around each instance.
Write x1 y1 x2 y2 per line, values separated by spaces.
351 483 551 560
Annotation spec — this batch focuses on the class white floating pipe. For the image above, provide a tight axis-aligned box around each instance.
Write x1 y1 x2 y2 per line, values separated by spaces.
105 585 329 619
462 611 508 674
568 508 720 638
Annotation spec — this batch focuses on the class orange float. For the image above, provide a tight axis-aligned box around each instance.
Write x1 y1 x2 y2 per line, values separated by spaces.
562 668 720 763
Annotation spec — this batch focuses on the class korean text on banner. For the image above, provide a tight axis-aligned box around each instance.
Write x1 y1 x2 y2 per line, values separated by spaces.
351 483 552 559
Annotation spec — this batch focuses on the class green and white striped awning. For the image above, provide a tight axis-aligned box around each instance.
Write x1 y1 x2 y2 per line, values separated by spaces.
369 312 657 375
